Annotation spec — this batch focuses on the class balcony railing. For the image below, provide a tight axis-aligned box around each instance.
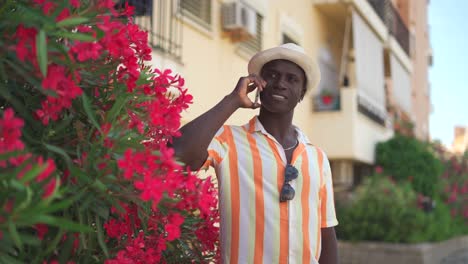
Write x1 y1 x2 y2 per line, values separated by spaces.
116 0 183 61
367 0 410 57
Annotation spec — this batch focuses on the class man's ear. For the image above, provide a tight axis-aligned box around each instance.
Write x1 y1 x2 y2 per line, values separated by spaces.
300 87 306 101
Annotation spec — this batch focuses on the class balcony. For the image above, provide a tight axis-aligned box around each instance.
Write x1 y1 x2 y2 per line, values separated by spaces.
313 93 341 111
313 0 411 59
367 0 410 57
309 87 393 164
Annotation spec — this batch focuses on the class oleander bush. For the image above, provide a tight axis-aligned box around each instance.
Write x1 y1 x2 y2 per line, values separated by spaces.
0 1 218 263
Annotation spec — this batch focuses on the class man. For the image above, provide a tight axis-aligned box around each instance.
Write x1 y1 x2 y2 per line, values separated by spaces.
172 43 338 264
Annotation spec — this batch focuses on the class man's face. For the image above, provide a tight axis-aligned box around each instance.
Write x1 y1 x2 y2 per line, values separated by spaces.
259 59 307 113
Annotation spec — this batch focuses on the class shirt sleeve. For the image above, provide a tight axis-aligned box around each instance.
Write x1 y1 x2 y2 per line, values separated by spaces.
320 150 339 228
200 126 229 171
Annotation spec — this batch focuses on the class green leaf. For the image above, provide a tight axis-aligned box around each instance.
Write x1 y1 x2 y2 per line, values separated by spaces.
7 221 23 252
56 17 89 27
35 215 92 232
81 93 101 132
4 59 41 87
19 164 46 184
0 60 6 82
33 189 86 214
0 150 24 161
105 94 130 124
44 143 72 168
15 186 33 212
69 165 93 185
95 215 109 258
91 200 109 220
58 231 75 264
53 31 95 42
36 29 48 77
0 253 24 264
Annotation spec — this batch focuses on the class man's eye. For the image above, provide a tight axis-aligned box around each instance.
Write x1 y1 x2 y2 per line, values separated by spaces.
269 72 277 78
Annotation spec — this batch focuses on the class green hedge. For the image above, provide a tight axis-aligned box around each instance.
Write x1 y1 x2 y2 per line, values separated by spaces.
336 176 467 243
376 134 443 197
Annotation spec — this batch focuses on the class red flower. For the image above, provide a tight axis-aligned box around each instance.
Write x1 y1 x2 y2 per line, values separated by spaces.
56 8 70 22
42 178 58 199
70 0 80 8
0 108 25 167
35 224 48 240
36 157 56 182
70 42 102 62
165 223 180 241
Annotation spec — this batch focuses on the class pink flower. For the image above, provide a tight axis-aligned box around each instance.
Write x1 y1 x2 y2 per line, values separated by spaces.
375 166 383 174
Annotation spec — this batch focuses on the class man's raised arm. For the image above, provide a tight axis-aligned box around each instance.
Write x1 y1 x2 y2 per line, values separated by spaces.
171 75 265 170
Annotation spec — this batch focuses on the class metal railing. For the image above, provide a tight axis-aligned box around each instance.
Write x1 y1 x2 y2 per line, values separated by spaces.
367 0 410 57
117 0 183 61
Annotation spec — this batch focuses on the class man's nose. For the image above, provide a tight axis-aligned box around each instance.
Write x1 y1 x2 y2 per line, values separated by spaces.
274 76 287 90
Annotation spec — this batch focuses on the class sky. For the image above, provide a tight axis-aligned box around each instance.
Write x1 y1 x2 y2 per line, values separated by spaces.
428 0 468 147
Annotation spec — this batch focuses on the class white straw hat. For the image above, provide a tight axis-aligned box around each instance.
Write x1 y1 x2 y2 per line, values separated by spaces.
247 43 320 92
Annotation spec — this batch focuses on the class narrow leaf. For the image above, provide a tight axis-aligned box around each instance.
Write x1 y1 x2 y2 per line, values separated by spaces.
53 31 95 42
35 215 92 232
106 94 129 123
32 189 86 214
96 215 109 258
56 17 89 27
81 93 101 132
7 221 23 252
19 164 46 183
44 143 72 168
0 253 24 264
36 30 48 77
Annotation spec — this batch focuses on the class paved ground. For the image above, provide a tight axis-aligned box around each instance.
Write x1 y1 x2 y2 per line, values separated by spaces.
441 249 468 264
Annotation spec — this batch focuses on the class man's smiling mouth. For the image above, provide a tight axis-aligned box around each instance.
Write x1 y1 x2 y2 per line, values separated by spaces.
272 94 287 100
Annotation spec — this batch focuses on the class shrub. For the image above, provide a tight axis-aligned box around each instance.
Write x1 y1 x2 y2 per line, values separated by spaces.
0 1 218 263
436 149 468 224
336 176 468 243
376 134 443 197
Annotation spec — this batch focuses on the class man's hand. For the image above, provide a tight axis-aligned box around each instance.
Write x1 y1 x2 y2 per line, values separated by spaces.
229 74 266 109
319 227 338 264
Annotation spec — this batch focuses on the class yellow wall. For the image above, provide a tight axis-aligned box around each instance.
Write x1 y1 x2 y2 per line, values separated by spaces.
170 0 332 131
148 0 399 164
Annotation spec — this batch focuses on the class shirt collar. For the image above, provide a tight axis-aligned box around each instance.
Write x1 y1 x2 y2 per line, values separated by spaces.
245 116 313 145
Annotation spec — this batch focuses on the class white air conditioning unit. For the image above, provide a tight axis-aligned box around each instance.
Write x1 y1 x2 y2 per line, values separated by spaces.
222 1 257 41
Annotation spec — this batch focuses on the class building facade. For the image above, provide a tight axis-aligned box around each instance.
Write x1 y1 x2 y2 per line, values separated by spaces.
129 0 432 191
452 126 468 155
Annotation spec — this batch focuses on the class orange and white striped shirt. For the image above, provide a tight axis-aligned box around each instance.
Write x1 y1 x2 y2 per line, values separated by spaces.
203 116 338 264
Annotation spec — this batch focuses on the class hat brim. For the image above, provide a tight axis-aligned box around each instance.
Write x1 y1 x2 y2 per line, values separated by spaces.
247 46 320 92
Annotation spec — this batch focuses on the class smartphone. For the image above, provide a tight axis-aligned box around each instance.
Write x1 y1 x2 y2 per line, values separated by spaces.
248 82 261 105
254 88 260 105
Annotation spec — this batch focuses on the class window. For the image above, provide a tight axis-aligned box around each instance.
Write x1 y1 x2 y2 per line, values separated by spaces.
313 47 340 112
282 33 298 45
239 13 263 53
180 0 212 29
116 0 183 61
